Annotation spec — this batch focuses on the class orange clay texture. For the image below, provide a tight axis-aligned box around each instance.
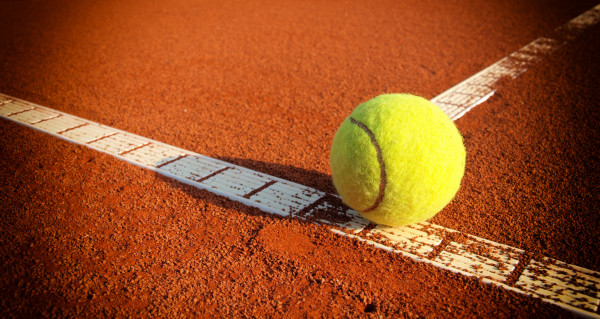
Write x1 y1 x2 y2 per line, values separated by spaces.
1 0 599 317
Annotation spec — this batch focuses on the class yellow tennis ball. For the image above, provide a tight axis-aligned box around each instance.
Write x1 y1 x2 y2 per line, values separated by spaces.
330 93 466 227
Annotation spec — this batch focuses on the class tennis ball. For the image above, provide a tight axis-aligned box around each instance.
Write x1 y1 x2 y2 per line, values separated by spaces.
330 93 466 227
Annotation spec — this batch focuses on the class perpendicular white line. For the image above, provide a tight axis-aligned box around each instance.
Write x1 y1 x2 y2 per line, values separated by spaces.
432 4 600 120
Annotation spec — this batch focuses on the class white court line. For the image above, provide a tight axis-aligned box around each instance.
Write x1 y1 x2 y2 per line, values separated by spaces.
2 3 600 318
432 4 600 120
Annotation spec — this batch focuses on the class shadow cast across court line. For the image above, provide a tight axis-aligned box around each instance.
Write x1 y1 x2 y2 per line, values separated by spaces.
219 157 336 195
148 154 369 230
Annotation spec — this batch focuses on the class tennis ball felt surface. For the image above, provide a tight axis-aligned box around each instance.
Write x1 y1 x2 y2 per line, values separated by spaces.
330 93 466 227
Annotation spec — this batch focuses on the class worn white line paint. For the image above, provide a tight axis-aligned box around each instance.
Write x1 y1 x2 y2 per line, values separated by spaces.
433 4 600 120
369 224 447 257
1 3 600 318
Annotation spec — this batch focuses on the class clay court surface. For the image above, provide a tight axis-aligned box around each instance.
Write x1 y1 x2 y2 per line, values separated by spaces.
1 0 599 317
